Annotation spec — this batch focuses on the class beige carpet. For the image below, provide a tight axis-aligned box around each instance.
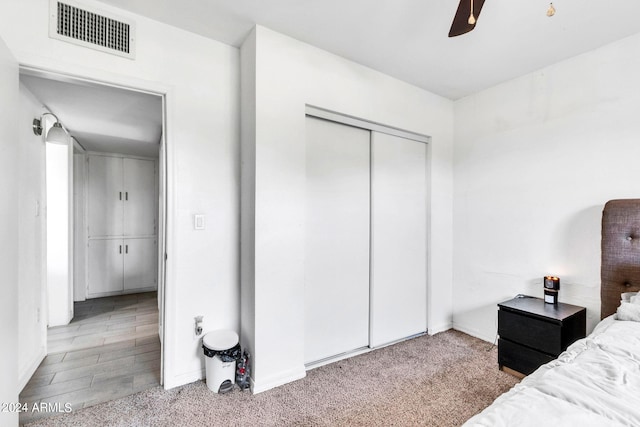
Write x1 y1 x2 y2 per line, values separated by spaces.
25 330 519 427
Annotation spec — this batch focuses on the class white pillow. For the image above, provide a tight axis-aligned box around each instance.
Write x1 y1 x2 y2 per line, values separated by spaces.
631 294 640 305
621 292 638 303
616 301 640 322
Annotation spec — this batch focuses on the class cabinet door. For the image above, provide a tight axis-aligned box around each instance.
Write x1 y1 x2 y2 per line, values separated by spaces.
304 116 371 364
370 132 427 347
87 156 123 237
87 239 124 296
123 158 156 237
123 238 157 291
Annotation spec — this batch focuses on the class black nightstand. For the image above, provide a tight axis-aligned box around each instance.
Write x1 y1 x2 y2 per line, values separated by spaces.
497 296 586 377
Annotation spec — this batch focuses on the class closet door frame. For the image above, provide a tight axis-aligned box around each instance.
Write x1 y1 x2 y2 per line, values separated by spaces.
305 106 429 146
305 105 431 362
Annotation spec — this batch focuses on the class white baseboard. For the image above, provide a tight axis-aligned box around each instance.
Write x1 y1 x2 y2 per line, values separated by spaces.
87 286 157 300
427 322 453 335
251 365 306 394
453 323 496 344
163 368 204 390
19 347 46 392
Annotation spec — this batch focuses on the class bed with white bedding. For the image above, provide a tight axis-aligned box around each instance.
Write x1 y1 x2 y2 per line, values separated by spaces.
464 199 640 426
464 316 640 426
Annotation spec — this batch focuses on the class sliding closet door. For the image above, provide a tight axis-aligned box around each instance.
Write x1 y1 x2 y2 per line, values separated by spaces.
305 116 371 364
370 132 427 348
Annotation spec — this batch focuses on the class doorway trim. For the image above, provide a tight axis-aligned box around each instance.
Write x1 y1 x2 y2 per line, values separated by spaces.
19 63 172 388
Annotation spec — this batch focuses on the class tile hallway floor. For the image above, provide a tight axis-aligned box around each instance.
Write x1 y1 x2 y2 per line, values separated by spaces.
19 292 160 425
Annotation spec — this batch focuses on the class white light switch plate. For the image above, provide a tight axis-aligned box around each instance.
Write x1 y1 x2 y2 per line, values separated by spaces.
194 214 205 230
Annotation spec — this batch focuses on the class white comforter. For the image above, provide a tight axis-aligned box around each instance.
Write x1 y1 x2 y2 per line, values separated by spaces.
464 317 640 426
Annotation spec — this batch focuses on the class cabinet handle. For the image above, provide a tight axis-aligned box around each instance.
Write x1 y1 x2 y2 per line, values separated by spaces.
119 192 122 200
126 192 128 201
125 244 129 254
119 245 122 254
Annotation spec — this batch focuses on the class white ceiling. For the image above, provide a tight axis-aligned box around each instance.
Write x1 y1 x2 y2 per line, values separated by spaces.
96 0 640 100
20 1 640 157
21 73 162 158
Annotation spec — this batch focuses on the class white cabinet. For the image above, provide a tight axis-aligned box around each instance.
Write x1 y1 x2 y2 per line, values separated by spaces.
123 158 156 237
88 239 124 295
86 154 157 298
87 238 157 297
123 238 157 291
88 155 156 238
87 154 124 238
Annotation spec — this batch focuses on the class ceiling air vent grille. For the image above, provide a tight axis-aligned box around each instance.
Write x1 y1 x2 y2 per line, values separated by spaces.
49 0 136 59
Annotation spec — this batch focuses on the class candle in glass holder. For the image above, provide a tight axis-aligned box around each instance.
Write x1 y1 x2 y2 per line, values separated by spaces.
544 276 560 304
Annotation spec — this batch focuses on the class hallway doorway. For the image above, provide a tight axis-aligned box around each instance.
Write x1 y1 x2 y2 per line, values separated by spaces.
17 67 167 423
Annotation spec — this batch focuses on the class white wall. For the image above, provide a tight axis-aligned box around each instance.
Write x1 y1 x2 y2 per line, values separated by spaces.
0 35 20 427
452 32 640 342
241 26 454 393
239 28 256 372
73 149 87 302
18 83 47 389
46 136 73 327
0 0 240 390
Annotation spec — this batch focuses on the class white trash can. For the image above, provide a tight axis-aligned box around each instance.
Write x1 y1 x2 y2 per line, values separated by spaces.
202 330 239 393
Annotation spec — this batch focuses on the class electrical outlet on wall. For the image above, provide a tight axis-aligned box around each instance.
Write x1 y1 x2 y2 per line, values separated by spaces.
195 315 204 338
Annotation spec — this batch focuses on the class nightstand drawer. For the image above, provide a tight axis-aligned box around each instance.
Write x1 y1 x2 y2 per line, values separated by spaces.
498 338 555 376
498 309 561 355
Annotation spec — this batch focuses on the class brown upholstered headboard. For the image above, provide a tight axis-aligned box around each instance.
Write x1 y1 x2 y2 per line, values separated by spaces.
601 199 640 319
